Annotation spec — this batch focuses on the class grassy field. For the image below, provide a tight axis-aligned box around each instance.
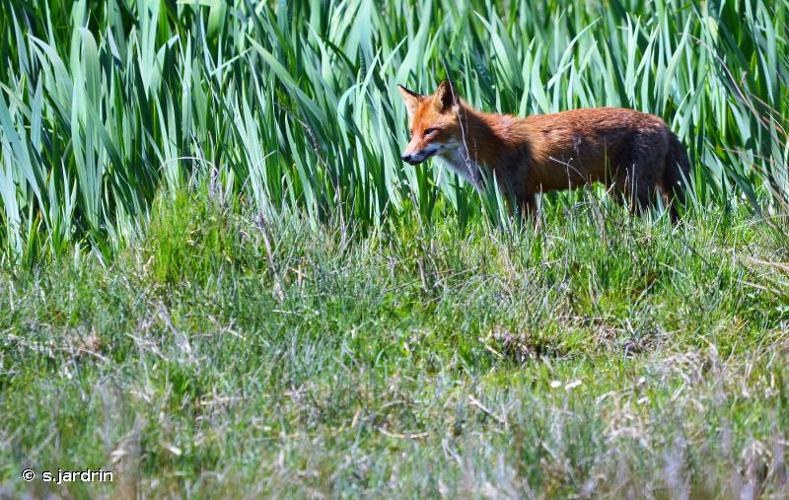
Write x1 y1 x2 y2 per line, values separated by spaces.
1 0 788 497
2 196 788 497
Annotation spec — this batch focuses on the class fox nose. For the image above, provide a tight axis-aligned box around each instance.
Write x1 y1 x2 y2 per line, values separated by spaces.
401 153 419 165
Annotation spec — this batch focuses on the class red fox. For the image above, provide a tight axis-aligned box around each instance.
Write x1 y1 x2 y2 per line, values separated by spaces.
398 80 690 218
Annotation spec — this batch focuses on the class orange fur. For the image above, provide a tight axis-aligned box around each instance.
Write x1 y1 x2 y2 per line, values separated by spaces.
398 81 690 218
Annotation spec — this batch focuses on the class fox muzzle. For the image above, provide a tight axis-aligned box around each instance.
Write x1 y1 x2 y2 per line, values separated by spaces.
401 149 436 165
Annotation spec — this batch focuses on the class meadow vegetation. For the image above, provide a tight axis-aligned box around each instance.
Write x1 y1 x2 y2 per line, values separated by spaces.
0 0 787 496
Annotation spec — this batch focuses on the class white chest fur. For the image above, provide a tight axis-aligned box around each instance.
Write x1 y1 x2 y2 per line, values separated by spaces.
437 146 483 189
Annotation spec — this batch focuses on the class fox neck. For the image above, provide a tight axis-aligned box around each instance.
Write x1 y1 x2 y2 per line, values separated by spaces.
437 146 484 188
437 103 520 188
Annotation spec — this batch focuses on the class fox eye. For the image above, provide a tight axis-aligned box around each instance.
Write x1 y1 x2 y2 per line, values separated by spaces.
423 127 438 135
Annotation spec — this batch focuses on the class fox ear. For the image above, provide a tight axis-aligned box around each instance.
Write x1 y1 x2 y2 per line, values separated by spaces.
398 84 422 118
433 79 457 112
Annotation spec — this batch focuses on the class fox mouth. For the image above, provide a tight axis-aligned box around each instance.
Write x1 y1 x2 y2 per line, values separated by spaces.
402 149 437 165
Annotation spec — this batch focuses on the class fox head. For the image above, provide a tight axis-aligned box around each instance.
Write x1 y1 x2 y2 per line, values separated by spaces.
398 80 462 165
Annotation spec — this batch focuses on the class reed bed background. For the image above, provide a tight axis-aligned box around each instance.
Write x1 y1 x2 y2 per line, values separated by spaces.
0 0 786 261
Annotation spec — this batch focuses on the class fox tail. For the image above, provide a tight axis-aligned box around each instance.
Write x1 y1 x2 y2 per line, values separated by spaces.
662 132 691 220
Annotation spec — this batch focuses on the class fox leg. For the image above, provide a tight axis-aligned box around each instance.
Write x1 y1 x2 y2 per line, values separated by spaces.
614 139 663 213
633 179 658 212
522 193 538 223
502 174 537 222
617 170 658 213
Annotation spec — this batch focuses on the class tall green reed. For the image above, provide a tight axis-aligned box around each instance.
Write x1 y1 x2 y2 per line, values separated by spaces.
0 0 786 263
